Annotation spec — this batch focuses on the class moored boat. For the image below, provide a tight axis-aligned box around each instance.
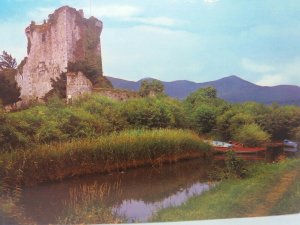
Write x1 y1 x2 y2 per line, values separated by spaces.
210 141 233 148
283 139 298 148
211 141 266 154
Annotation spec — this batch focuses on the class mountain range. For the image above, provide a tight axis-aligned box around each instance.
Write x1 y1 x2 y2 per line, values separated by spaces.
106 75 300 105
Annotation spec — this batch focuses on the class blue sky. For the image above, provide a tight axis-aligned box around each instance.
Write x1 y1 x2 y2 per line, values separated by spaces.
1 0 300 86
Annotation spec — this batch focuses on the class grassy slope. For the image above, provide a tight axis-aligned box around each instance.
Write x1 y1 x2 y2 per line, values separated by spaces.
152 158 300 222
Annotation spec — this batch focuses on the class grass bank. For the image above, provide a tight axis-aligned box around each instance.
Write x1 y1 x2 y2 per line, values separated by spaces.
0 129 211 187
152 158 300 222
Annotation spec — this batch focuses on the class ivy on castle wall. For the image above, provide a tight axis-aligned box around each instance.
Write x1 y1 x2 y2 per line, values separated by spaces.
83 17 102 80
70 16 112 88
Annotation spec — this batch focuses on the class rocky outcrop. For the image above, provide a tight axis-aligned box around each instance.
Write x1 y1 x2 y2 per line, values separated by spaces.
16 6 103 101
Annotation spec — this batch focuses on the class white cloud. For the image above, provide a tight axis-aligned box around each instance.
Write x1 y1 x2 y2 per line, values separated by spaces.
169 0 199 3
203 0 219 4
241 58 275 73
86 5 181 27
126 17 180 27
0 21 27 63
256 74 285 86
84 5 141 19
254 58 300 86
25 4 181 29
101 25 204 81
27 7 56 23
28 4 141 21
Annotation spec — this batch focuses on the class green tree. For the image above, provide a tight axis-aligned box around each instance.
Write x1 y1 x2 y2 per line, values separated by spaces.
185 87 217 107
0 51 20 105
215 109 236 140
228 112 255 135
121 98 172 129
259 105 300 140
0 69 21 105
232 123 270 147
192 104 217 133
139 80 165 97
0 51 17 70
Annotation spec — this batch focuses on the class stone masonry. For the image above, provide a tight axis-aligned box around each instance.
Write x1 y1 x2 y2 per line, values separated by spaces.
15 6 103 101
66 72 93 98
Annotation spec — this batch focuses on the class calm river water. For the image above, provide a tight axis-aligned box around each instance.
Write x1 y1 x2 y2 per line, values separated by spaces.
15 146 299 223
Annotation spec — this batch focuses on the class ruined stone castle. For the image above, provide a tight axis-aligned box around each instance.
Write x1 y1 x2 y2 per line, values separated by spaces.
16 6 104 101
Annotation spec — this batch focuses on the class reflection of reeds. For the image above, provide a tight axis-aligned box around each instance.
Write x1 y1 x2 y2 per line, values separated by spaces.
68 183 110 208
0 183 36 225
58 182 122 224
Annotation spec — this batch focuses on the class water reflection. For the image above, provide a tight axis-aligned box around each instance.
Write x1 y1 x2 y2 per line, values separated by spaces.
17 146 298 223
20 158 214 223
113 182 212 222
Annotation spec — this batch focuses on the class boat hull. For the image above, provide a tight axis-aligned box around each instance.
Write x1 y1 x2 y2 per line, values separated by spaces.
213 146 266 154
283 140 298 148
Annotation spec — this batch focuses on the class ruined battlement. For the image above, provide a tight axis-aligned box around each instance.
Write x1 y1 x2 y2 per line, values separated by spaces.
16 6 103 100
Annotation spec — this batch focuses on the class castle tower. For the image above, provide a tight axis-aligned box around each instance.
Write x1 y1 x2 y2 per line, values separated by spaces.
16 6 103 100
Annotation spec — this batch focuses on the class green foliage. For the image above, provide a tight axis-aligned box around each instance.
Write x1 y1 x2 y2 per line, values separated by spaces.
0 51 21 105
292 126 300 141
185 87 229 136
0 94 191 151
210 150 248 180
121 98 170 128
161 98 188 128
0 69 21 105
216 105 269 142
44 73 67 100
139 80 165 97
185 87 217 107
0 51 17 70
232 124 270 147
228 112 255 135
68 61 99 85
2 84 300 152
192 104 217 133
259 105 300 140
0 129 211 186
224 151 248 179
215 109 235 140
74 95 127 132
84 17 102 77
67 61 112 88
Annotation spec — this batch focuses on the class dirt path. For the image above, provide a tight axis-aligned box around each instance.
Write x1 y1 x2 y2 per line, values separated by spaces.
247 169 299 217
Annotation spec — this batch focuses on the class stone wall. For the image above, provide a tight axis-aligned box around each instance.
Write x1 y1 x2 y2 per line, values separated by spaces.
15 6 103 101
93 88 139 101
66 72 92 99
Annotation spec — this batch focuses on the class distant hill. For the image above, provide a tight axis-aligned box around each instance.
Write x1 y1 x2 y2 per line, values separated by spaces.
106 75 300 105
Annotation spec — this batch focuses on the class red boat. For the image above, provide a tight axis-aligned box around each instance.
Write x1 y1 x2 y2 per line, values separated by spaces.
212 141 266 154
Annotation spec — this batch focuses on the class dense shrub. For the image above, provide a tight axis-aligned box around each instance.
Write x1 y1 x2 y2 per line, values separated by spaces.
121 98 173 129
2 86 300 152
0 69 20 105
232 124 270 147
0 95 190 151
139 80 165 97
293 126 300 141
192 104 217 133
